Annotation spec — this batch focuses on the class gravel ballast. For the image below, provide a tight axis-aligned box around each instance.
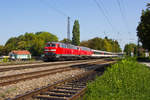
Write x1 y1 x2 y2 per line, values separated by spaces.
0 60 101 77
0 69 86 99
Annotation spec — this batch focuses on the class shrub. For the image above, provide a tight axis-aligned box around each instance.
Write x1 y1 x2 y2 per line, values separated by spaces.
85 58 150 100
2 57 9 62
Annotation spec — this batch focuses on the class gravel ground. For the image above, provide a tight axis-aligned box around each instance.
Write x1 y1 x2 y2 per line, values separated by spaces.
0 60 75 69
0 60 104 100
0 64 72 77
0 69 86 99
0 59 102 69
0 60 101 77
0 60 42 66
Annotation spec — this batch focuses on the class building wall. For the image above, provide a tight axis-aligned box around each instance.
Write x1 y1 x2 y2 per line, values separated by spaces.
10 54 31 60
16 54 31 59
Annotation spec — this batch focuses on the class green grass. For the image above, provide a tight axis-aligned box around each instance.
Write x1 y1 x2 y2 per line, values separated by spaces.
84 58 150 100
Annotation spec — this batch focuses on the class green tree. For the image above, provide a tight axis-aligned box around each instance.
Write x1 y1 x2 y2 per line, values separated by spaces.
103 39 112 52
0 45 4 56
36 31 58 43
111 40 122 52
30 38 45 56
4 32 58 56
72 20 80 45
124 43 137 56
80 37 122 52
88 37 103 50
80 40 89 47
137 4 150 50
5 37 18 54
60 38 71 43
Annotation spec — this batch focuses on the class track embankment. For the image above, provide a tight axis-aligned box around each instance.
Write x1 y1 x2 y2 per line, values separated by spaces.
0 59 116 99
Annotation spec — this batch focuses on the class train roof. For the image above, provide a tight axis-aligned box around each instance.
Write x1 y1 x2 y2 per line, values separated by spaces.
46 42 91 50
92 49 118 54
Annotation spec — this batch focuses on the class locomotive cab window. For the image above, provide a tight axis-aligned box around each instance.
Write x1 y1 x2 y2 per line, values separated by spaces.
46 44 51 47
51 44 56 47
46 44 56 47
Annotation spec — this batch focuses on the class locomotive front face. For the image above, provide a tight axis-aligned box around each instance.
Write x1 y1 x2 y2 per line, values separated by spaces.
44 43 57 59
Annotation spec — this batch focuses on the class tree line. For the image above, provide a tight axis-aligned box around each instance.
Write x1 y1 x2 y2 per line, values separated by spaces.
124 43 148 57
0 20 122 56
0 32 58 56
80 37 121 52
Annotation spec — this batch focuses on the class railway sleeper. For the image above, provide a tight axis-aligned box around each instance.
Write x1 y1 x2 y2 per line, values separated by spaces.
48 89 77 94
55 87 81 91
56 85 83 89
40 92 72 97
35 95 67 100
63 84 86 88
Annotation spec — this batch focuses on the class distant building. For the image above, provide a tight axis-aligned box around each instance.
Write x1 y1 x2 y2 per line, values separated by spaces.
145 50 149 57
9 50 31 60
131 52 134 57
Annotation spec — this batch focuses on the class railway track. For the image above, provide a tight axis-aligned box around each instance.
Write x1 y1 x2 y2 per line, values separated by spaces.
9 70 101 100
0 60 42 66
6 60 115 100
0 59 113 86
0 63 98 86
0 59 102 72
0 67 78 86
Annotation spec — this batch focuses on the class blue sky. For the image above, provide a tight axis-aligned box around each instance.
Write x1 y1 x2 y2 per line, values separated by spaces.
0 0 147 49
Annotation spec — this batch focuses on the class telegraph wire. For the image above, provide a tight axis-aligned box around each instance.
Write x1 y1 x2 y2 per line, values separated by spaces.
116 0 130 34
120 0 126 16
93 0 116 31
116 0 133 44
39 0 75 22
39 0 68 17
93 0 121 42
38 0 73 41
98 0 111 19
93 0 125 49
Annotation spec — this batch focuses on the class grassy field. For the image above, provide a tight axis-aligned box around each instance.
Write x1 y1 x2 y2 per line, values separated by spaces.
84 58 150 100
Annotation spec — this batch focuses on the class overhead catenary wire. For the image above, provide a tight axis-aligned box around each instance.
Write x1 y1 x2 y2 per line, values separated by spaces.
39 0 74 21
93 0 116 37
93 0 126 49
93 0 121 41
39 0 68 17
116 0 130 34
116 0 134 44
93 0 116 32
39 0 73 41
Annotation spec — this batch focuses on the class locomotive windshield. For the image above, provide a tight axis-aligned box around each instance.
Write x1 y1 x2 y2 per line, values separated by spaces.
46 44 56 47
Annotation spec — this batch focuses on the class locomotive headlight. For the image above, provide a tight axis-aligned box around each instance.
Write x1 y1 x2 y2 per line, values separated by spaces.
44 49 49 51
50 49 56 51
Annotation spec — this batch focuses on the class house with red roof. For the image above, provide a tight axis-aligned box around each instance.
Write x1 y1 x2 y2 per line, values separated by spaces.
9 50 31 60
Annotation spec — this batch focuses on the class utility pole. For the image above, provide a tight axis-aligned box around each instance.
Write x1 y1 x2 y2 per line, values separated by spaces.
67 16 70 43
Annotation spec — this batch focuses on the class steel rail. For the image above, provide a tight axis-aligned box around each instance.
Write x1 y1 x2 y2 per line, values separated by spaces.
0 67 79 86
10 70 95 100
5 60 117 100
0 59 103 72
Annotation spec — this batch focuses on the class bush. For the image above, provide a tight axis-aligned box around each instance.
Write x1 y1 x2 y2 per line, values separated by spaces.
2 57 9 62
85 58 150 100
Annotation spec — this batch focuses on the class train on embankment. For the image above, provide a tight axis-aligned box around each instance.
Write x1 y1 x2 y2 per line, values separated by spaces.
43 42 123 61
